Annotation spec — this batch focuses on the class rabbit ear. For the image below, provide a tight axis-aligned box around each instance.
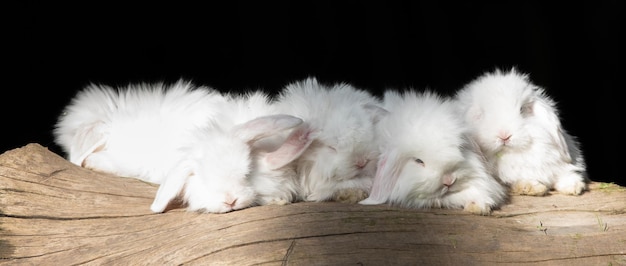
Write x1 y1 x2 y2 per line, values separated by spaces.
359 149 404 205
69 121 107 166
462 133 487 161
150 161 194 213
363 102 389 124
233 114 303 143
264 124 317 170
531 94 571 161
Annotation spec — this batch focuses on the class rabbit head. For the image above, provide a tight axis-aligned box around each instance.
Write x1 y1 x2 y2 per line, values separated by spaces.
359 90 508 215
275 77 387 202
454 68 588 195
150 114 305 213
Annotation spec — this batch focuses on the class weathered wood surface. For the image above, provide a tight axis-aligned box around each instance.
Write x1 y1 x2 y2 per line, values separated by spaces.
1 143 625 265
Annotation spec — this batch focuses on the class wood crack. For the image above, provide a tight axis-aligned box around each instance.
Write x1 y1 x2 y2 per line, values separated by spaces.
281 239 296 266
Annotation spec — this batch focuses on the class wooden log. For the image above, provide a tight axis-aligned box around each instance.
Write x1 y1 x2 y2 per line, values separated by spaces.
1 143 625 265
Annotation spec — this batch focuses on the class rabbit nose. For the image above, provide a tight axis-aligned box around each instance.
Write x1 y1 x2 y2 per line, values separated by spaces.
355 158 368 169
498 131 512 144
224 198 238 208
443 174 456 187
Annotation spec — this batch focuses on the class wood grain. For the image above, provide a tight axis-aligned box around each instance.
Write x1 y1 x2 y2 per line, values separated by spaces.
1 144 625 265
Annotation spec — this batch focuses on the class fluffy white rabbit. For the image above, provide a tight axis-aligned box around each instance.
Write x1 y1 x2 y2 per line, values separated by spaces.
149 113 307 213
273 77 388 203
211 90 316 207
359 90 508 215
454 68 588 196
54 81 309 213
53 79 229 184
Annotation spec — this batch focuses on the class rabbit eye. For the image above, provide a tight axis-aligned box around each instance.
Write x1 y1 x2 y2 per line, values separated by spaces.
413 158 425 167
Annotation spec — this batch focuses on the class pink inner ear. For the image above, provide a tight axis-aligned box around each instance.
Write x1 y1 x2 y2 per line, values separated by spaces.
363 152 400 203
365 149 408 204
265 126 315 170
366 156 388 201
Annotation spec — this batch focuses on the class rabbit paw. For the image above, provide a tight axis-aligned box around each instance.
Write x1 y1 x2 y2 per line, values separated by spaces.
510 180 549 196
463 202 492 215
554 173 587 195
258 197 292 206
332 188 369 203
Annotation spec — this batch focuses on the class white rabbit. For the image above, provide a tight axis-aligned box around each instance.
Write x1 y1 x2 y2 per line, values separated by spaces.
211 90 317 207
149 113 307 213
454 68 588 196
273 77 388 203
359 89 508 215
53 79 230 184
55 81 309 213
247 122 317 205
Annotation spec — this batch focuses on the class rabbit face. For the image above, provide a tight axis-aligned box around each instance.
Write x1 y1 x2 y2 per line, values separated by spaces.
460 71 538 156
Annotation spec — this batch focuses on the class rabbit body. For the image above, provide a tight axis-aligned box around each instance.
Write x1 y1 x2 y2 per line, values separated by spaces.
454 68 588 196
54 80 229 184
273 77 387 203
359 89 508 215
54 81 307 213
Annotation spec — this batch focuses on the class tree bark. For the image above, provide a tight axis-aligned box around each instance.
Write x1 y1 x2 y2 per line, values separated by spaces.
1 144 625 265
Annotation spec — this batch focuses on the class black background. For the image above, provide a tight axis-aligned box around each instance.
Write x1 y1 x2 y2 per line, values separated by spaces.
7 2 623 186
